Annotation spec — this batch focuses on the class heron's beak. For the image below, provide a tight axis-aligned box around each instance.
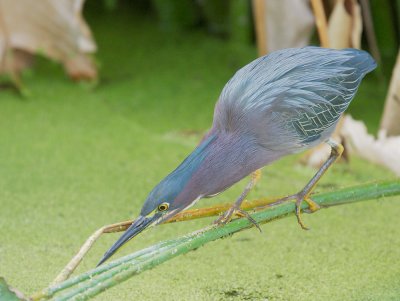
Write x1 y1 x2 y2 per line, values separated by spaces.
97 214 160 266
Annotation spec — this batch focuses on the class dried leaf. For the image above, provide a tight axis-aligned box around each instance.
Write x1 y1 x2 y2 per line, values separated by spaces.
254 0 314 54
0 0 97 81
328 0 362 48
380 50 400 136
342 115 400 176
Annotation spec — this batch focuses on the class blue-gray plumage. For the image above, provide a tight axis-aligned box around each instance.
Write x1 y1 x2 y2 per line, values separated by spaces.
98 46 376 265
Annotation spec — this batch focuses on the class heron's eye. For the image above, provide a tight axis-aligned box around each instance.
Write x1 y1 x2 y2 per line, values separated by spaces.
158 202 169 211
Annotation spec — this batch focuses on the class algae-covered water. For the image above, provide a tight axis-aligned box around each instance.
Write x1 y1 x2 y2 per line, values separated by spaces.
1 7 399 301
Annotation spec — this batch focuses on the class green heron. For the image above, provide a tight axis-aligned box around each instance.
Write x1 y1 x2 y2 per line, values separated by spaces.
98 46 376 266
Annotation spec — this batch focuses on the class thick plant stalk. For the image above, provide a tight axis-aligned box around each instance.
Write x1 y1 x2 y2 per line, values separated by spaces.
310 0 329 47
328 0 362 49
252 0 267 56
31 180 400 301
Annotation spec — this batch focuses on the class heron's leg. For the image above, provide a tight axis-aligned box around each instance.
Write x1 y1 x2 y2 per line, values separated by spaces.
263 139 343 230
214 169 262 231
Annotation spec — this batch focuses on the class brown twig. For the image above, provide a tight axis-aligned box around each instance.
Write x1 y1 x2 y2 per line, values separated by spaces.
51 196 281 285
51 221 132 285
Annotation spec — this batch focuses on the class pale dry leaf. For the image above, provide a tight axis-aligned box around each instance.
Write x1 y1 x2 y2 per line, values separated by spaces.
0 0 97 81
342 115 400 176
263 0 314 53
328 0 362 49
380 50 400 136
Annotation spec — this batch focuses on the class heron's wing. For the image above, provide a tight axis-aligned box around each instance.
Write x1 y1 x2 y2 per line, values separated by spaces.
213 47 376 152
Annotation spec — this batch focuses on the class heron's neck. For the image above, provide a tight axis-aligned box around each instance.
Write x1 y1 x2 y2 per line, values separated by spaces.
170 133 217 180
159 132 218 202
172 130 265 204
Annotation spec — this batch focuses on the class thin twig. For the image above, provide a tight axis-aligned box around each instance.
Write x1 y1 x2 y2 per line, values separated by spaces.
50 221 132 285
50 196 281 285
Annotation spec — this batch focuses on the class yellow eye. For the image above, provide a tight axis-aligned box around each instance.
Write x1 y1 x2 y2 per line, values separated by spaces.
158 202 169 211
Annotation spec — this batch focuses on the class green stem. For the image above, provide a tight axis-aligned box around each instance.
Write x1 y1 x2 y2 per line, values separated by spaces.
37 180 399 301
33 238 187 300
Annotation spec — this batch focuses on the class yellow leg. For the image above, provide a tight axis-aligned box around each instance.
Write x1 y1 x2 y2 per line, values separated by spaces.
251 169 262 185
296 139 343 229
214 169 262 231
260 139 343 230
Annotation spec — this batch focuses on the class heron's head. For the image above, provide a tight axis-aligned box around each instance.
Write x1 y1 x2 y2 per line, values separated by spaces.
97 134 215 266
97 176 190 266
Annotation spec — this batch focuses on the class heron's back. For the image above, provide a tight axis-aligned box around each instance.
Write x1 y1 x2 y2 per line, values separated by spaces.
213 47 376 153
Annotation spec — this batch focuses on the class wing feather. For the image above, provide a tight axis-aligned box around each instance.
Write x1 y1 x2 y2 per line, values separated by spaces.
213 47 376 152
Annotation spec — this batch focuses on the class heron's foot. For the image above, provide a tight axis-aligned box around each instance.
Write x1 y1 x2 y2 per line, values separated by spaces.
294 194 320 230
214 206 262 232
263 193 320 230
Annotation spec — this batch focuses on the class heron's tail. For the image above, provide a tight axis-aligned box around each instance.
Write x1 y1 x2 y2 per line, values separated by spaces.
344 48 377 75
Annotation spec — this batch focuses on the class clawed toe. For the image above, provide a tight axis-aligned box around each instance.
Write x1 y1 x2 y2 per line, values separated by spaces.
214 207 262 232
266 193 320 230
294 194 320 230
295 198 310 230
213 207 235 225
